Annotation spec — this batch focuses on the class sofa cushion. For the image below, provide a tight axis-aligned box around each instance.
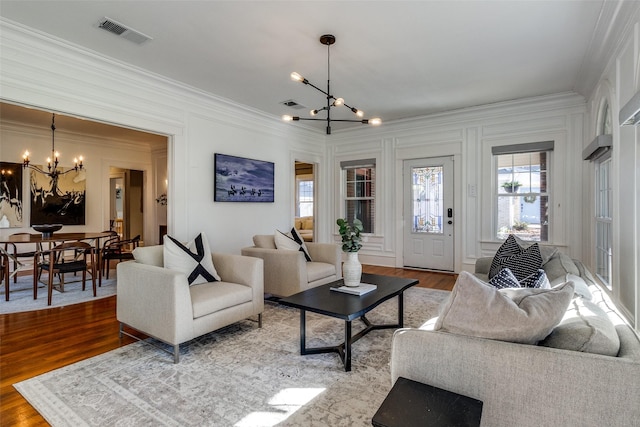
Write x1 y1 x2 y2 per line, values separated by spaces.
190 281 253 319
164 233 221 285
133 245 164 267
543 251 580 282
253 234 276 249
434 271 574 344
539 297 620 356
303 218 314 230
489 240 543 282
555 273 592 300
306 261 336 283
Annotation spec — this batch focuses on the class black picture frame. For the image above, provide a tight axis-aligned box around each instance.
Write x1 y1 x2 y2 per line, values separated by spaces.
214 153 274 202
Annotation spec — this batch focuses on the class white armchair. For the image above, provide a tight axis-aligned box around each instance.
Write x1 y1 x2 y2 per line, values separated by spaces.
117 245 264 363
241 234 341 298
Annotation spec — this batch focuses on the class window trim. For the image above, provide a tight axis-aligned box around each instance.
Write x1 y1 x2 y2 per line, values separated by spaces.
493 144 554 242
341 160 376 235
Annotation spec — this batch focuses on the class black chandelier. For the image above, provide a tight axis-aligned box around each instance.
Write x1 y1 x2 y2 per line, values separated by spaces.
22 113 84 178
282 34 381 135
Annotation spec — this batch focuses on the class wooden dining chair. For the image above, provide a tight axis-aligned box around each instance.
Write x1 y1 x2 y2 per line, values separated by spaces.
102 234 140 279
1 249 9 301
34 241 97 306
4 233 42 283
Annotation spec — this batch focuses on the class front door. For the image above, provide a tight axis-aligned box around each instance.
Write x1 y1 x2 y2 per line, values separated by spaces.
403 157 454 271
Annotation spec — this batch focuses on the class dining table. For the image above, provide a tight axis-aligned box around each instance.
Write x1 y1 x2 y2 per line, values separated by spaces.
0 231 116 301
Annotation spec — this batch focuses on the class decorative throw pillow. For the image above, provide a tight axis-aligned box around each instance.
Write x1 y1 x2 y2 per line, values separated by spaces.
488 234 522 278
290 227 312 260
519 269 550 289
164 233 220 285
489 238 543 282
274 229 312 261
434 271 574 344
488 268 521 289
514 235 558 265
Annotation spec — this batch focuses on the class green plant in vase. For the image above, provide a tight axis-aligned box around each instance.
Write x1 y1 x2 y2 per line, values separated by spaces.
336 218 364 286
336 218 363 252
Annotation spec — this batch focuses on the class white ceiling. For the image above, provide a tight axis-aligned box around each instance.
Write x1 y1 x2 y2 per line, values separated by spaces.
0 1 608 133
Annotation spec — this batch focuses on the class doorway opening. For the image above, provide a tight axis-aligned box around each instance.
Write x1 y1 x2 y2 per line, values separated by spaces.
109 167 144 241
294 161 315 242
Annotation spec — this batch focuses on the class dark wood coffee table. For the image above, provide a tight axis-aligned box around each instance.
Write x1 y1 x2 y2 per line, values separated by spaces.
278 273 419 371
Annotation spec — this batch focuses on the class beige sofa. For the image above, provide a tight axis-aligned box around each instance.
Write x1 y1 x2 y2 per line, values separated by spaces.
294 216 313 241
241 234 341 297
390 249 640 426
117 245 264 363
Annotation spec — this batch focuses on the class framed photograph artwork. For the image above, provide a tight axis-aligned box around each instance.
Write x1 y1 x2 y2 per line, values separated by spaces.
214 153 274 202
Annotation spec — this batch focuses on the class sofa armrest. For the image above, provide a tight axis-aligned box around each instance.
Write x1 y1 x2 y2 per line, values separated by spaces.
116 261 194 344
474 257 492 275
391 328 640 427
306 242 342 278
212 252 264 303
240 247 306 296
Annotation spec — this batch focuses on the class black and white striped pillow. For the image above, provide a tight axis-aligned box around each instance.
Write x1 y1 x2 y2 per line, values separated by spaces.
489 234 522 279
488 268 521 289
164 233 220 285
520 269 550 289
274 229 312 262
489 235 543 281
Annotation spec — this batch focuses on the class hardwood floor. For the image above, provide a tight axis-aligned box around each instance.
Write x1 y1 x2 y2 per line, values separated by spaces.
0 265 455 426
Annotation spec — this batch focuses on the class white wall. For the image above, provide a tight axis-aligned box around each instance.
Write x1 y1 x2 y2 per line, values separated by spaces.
326 93 586 273
0 19 324 256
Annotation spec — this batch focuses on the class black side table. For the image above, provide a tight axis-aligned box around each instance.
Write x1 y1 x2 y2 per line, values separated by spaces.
372 377 483 427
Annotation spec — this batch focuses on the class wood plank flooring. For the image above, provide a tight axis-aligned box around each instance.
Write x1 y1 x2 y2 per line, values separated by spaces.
0 265 455 426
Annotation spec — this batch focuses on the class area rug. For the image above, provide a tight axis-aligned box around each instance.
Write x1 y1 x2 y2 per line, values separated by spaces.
15 287 450 426
0 274 117 314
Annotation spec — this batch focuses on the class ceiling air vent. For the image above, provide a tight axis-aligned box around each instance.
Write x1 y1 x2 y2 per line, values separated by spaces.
98 17 153 45
282 100 306 110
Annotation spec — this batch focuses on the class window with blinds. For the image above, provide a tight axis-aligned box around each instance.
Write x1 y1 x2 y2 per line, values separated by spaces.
341 159 376 234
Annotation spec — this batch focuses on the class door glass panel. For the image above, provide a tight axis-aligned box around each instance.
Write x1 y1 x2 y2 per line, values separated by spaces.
411 166 443 234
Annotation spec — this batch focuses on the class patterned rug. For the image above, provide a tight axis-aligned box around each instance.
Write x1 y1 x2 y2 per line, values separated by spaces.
0 273 117 314
15 287 450 427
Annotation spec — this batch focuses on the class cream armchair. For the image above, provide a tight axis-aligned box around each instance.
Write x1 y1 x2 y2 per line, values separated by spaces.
117 245 264 363
241 234 341 298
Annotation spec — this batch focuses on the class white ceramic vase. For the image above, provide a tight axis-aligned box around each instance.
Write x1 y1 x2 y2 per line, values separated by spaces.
342 251 362 287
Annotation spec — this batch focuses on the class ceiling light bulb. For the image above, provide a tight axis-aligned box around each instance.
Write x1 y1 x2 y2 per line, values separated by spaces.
290 72 304 82
310 109 318 116
370 118 382 125
282 115 293 122
356 110 364 117
334 98 344 106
